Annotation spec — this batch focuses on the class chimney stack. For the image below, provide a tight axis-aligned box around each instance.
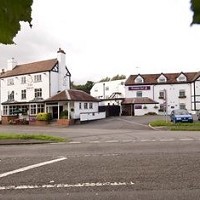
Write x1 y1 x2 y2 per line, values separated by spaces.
7 58 17 71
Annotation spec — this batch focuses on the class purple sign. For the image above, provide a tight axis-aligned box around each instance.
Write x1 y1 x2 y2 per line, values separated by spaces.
128 86 151 90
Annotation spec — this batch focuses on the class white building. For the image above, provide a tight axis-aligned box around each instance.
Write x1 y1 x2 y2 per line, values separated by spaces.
0 49 104 123
123 72 200 116
90 79 126 105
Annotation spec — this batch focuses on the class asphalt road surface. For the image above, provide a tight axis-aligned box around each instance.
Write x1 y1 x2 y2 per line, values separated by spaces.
0 116 200 199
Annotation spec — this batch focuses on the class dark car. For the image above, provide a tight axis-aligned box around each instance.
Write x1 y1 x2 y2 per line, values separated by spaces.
170 109 193 123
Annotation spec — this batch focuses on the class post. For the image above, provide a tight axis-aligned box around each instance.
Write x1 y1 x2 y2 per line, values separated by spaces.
67 102 70 119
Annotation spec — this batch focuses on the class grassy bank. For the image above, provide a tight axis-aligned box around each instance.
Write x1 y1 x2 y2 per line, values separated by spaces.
0 133 66 142
150 120 200 131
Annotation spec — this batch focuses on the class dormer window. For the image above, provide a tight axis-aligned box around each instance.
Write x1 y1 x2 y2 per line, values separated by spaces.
157 75 167 83
177 74 187 82
135 76 143 83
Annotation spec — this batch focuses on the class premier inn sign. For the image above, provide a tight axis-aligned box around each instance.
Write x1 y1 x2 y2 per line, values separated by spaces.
128 86 151 90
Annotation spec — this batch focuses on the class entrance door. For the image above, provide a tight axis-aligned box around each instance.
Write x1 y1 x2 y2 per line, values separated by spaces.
52 106 63 119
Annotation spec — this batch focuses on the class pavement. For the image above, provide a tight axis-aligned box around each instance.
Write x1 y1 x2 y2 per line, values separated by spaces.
0 139 53 145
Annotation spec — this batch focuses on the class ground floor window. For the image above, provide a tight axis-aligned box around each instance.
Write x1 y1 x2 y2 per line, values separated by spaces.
179 103 186 110
37 104 44 113
30 104 37 115
3 106 8 115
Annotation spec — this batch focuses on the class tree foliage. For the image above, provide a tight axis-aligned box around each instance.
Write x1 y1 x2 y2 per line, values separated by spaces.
0 0 33 44
191 0 200 24
111 74 126 81
99 77 111 82
71 81 94 94
99 75 126 82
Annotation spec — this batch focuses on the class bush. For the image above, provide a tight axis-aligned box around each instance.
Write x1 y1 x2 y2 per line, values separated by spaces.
60 110 68 119
145 112 157 115
36 113 52 121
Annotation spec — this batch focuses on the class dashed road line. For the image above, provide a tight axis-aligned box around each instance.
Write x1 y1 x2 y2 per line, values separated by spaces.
159 139 175 142
105 140 119 143
67 138 199 145
179 138 194 141
0 181 135 191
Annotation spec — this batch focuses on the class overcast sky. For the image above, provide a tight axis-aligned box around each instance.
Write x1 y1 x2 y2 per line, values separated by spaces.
0 0 200 84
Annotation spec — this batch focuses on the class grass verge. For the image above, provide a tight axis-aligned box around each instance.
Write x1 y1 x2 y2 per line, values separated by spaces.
0 133 66 142
150 120 200 131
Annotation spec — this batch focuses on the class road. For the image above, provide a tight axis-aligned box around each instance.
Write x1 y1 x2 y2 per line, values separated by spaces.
0 116 200 199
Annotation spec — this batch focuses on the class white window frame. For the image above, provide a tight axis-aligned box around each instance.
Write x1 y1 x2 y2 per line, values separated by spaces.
34 88 42 98
21 89 26 100
21 76 26 84
7 78 14 86
34 74 42 82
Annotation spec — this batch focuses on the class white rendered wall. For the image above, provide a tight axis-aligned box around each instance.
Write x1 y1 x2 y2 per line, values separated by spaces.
90 79 126 99
1 72 50 104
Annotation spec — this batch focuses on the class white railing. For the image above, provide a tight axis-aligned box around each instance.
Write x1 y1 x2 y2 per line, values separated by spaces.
80 112 106 122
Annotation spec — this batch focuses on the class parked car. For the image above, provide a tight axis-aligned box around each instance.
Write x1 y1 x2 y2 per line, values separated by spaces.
170 109 193 123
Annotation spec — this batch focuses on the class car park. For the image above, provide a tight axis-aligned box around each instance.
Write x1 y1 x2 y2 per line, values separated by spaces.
170 109 193 123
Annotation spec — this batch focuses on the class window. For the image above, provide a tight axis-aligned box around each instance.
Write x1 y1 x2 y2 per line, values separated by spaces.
3 106 8 115
34 88 42 98
179 90 186 98
7 78 14 86
135 77 143 83
158 78 166 83
21 76 26 84
84 103 88 109
37 104 44 113
136 91 142 97
89 103 93 109
8 91 14 101
79 103 82 109
30 104 37 115
21 90 26 100
135 105 142 109
159 91 165 99
9 106 17 115
105 86 109 91
177 75 186 82
34 74 42 82
179 103 186 109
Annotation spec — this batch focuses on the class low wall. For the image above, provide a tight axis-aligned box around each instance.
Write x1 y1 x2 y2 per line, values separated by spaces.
2 116 18 125
80 112 106 122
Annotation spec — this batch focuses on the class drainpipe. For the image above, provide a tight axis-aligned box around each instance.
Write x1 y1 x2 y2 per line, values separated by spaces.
58 102 60 119
103 83 105 99
67 101 70 119
193 81 196 111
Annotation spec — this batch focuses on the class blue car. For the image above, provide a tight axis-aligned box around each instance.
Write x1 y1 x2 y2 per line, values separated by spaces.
170 109 193 123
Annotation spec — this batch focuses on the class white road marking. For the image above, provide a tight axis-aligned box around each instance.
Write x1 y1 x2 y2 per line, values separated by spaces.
179 138 194 141
159 139 175 142
89 141 100 143
0 157 67 178
105 140 119 143
0 181 135 190
69 141 81 144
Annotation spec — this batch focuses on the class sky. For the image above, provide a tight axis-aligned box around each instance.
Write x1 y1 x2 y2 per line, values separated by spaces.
0 0 200 84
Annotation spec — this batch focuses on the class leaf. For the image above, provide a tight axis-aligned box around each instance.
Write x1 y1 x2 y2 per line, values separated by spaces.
191 0 200 25
0 0 33 44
